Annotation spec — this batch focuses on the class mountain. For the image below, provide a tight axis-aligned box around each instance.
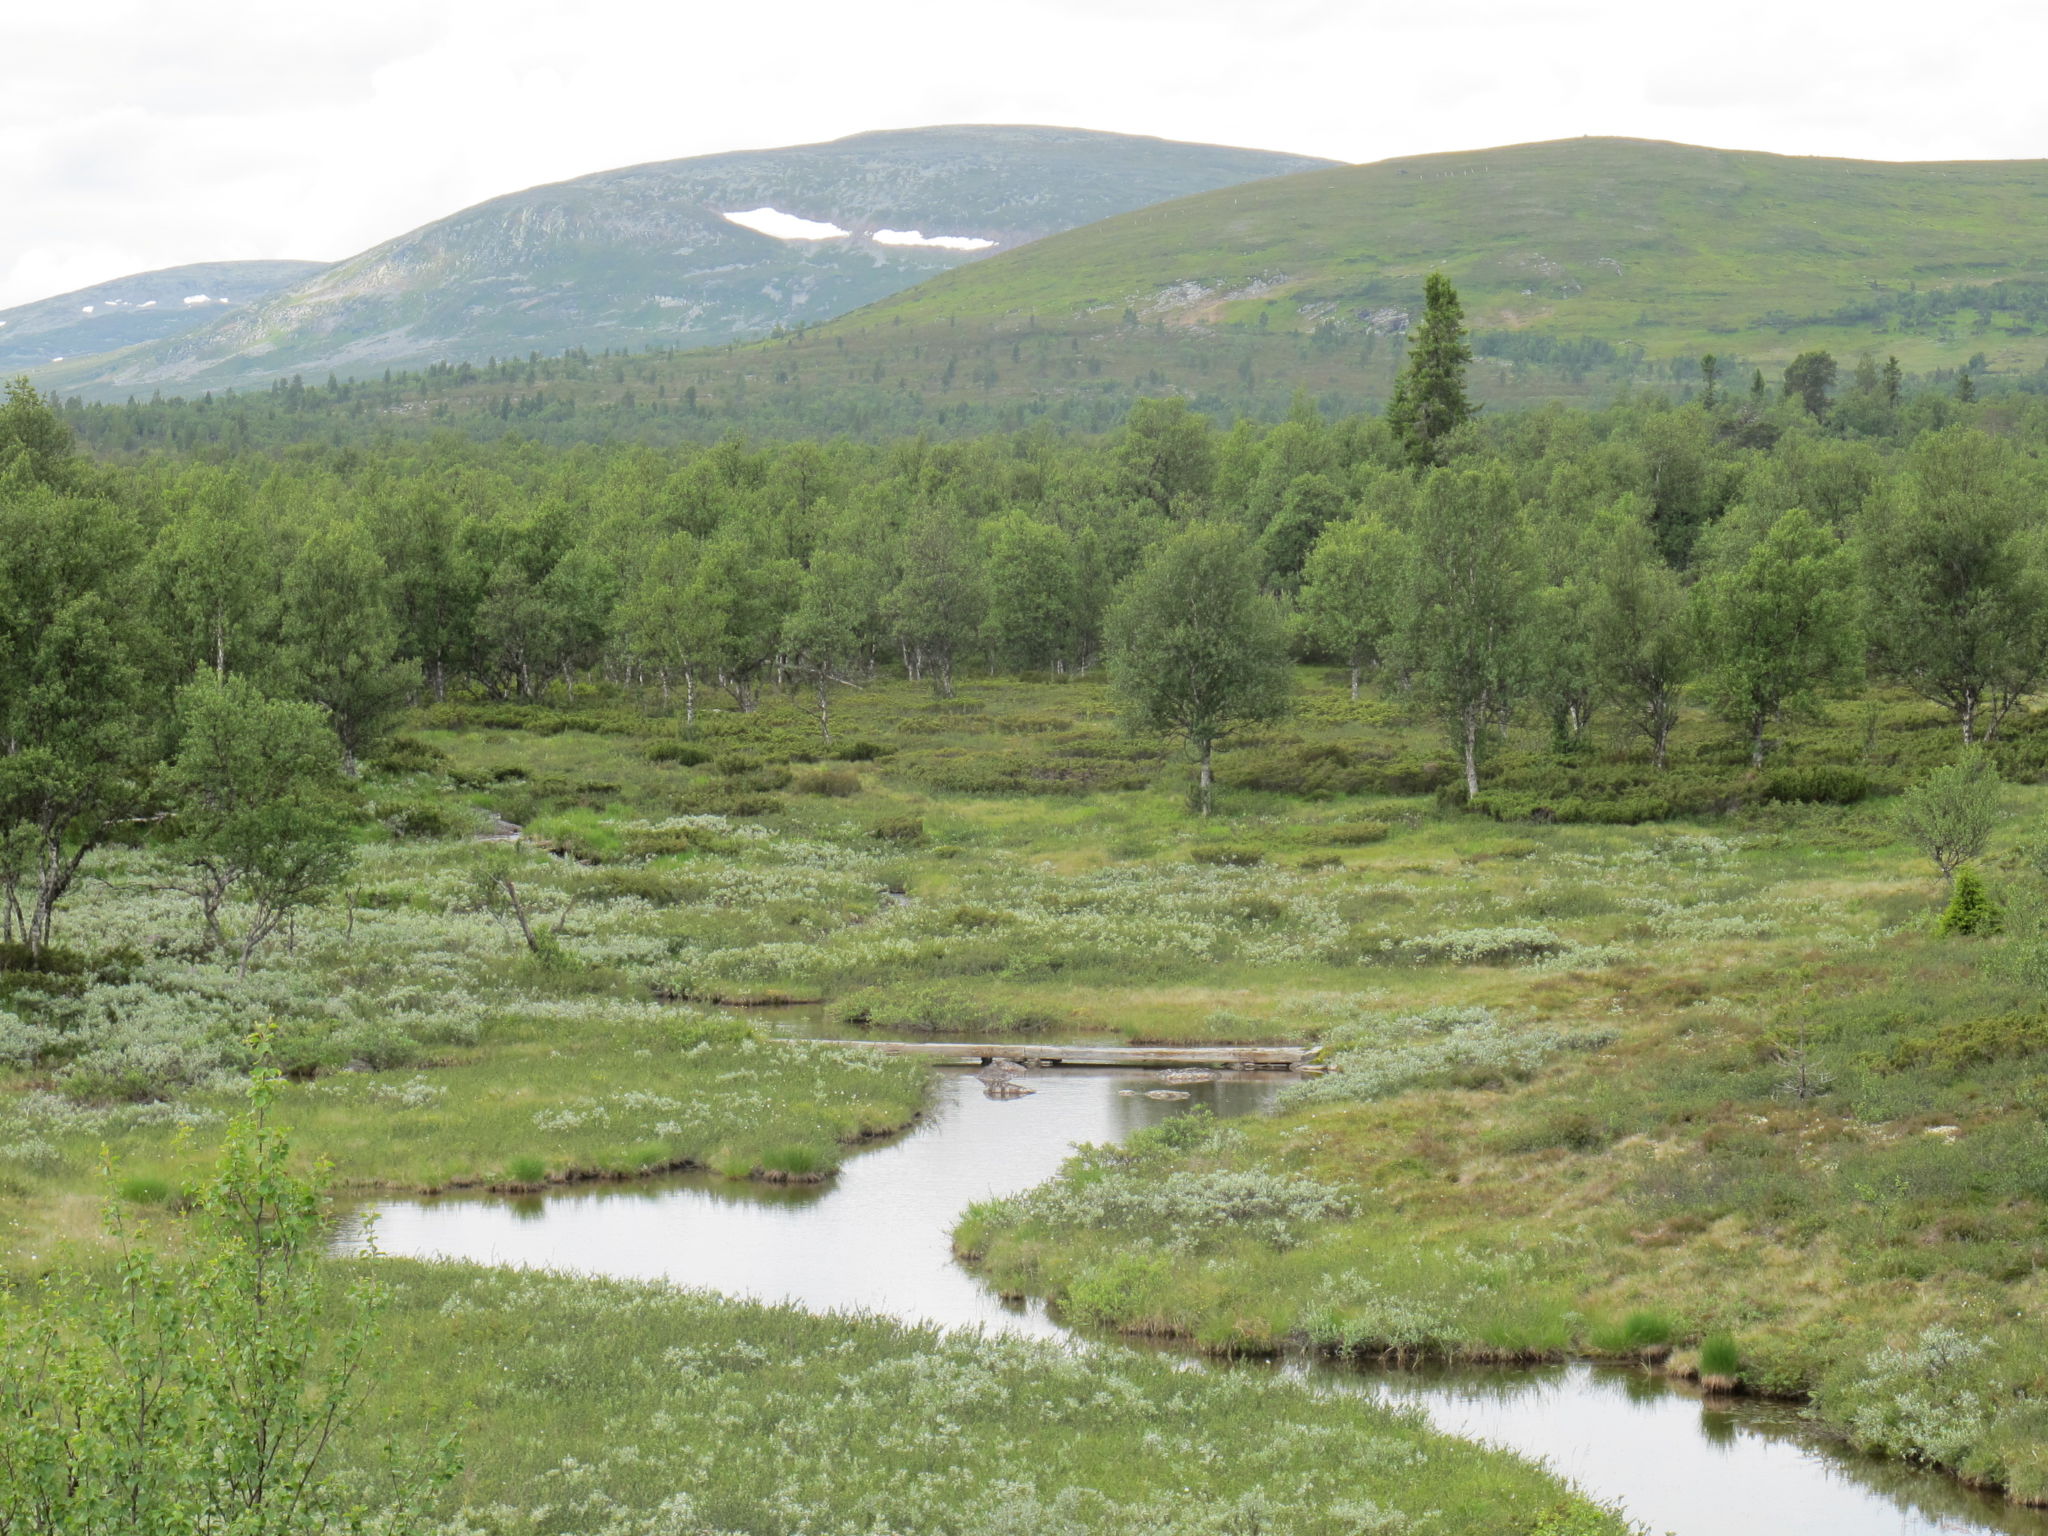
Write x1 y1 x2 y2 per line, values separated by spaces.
842 135 2048 359
46 126 1335 394
0 260 329 372
635 136 2048 424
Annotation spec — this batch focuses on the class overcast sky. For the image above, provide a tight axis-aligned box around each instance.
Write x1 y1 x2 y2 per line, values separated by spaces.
7 0 2048 309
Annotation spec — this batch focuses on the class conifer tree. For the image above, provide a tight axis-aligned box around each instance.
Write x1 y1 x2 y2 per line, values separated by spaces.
1385 274 1473 468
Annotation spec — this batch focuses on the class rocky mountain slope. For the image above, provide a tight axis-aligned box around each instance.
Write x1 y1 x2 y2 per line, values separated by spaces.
46 126 1334 393
0 260 328 373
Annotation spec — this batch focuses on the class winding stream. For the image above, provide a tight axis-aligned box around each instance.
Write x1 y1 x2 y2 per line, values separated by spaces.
338 1063 2047 1536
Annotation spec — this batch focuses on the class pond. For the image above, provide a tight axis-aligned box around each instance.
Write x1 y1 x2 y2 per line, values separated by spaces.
339 1063 2047 1536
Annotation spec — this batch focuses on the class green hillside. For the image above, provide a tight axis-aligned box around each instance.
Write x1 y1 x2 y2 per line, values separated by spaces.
655 136 2048 427
47 136 2048 447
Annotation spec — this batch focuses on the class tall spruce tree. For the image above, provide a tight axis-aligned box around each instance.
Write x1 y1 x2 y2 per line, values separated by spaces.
1385 273 1474 468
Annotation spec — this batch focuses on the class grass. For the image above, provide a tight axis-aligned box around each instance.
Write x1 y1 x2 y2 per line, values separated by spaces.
328 1259 1635 1535
5 665 2048 1511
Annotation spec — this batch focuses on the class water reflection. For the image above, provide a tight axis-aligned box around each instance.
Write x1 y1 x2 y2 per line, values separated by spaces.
1347 1361 2044 1536
339 1068 1277 1339
340 1062 2048 1536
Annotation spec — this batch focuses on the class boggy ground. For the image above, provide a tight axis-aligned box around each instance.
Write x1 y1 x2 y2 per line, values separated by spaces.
4 668 2044 1517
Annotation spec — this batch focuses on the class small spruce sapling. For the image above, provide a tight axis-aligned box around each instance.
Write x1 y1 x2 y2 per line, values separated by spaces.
1937 866 2003 936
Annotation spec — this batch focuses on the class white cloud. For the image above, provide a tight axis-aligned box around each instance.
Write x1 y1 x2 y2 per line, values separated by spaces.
721 207 852 241
182 293 210 304
79 304 93 312
873 228 995 251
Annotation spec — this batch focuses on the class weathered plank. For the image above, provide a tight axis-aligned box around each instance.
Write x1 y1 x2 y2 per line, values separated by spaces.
806 1040 1321 1070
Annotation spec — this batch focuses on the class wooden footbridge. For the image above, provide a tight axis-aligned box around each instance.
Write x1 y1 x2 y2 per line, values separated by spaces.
811 1040 1320 1071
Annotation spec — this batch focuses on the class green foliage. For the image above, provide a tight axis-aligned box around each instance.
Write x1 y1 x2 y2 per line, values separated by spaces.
161 671 357 971
794 766 861 797
1106 523 1291 814
1881 1010 2046 1072
1405 465 1534 798
0 1035 450 1530
868 815 926 843
1694 508 1860 767
1386 273 1475 467
1895 752 2003 881
1760 765 1871 805
1936 866 2003 936
1188 844 1264 867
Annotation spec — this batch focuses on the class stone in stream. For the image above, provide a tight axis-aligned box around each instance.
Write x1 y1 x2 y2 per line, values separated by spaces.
1156 1068 1216 1085
1144 1089 1192 1101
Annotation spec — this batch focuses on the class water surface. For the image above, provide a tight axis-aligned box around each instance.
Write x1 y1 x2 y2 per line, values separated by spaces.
344 1066 2048 1536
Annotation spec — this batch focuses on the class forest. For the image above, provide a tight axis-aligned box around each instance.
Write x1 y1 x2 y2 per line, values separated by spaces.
2 275 2048 1532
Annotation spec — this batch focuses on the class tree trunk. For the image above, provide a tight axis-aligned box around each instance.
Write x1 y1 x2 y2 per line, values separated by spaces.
1961 693 1977 747
1463 707 1481 801
1653 716 1671 772
684 667 696 726
433 658 447 704
561 661 575 704
815 676 832 745
1349 663 1361 702
1750 719 1766 770
1199 740 1215 816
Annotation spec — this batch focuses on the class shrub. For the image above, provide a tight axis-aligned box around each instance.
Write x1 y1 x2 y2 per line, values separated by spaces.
1882 1010 2048 1073
368 735 449 775
1298 854 1344 871
794 767 860 797
1936 866 2003 936
504 1156 547 1185
834 740 889 762
384 800 469 840
646 741 711 766
1761 764 1870 805
869 816 925 844
1189 844 1262 867
1327 820 1390 845
1896 752 2003 881
117 1175 173 1205
1227 742 1373 798
1403 927 1568 964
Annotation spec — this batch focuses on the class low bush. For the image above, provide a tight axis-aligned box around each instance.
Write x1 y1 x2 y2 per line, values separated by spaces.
1762 765 1872 805
369 736 450 775
646 741 711 766
1189 844 1263 867
1326 820 1390 845
794 767 860 797
869 816 925 844
1226 742 1375 798
833 740 889 762
383 800 470 840
1880 1010 2047 1073
1403 927 1568 964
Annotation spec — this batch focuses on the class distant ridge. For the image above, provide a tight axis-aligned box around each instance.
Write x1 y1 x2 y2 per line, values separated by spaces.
42 126 1336 394
0 260 329 373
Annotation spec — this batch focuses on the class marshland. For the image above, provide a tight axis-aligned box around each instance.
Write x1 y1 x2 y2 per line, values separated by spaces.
5 342 2048 1533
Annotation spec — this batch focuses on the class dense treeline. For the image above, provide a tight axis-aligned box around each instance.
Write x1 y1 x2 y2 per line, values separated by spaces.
8 328 2048 942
